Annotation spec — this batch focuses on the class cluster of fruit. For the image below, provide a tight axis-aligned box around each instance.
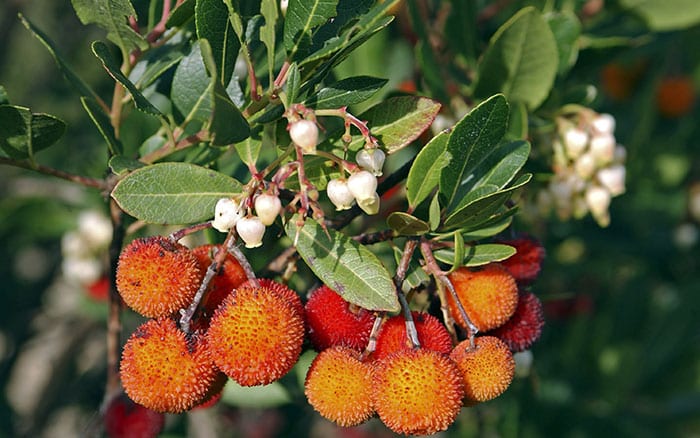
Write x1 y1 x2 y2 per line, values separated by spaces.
113 231 545 435
538 109 626 226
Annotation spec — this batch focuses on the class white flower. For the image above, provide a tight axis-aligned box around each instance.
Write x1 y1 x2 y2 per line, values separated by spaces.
62 257 102 285
592 113 616 135
254 194 282 226
236 216 265 248
356 148 386 176
597 165 626 197
347 170 378 202
212 198 243 233
589 133 616 165
585 185 611 226
564 127 589 159
574 153 596 180
77 211 112 249
289 119 319 154
326 179 355 211
357 192 380 215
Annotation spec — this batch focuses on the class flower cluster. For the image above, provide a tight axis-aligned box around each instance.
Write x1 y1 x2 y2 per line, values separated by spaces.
539 109 627 226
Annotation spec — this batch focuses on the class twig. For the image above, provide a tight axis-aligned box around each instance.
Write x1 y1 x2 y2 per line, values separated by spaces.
0 158 107 190
105 200 125 405
395 240 420 348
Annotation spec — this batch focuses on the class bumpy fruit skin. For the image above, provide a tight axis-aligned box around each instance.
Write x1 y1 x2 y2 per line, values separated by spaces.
488 291 545 352
104 393 165 438
248 278 305 320
304 285 374 351
120 318 221 413
207 282 304 386
372 349 464 435
371 311 453 361
192 244 247 318
447 264 518 332
305 346 373 427
498 235 545 285
450 336 515 403
116 236 203 318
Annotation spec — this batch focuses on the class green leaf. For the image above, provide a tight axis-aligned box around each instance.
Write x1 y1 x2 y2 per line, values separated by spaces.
166 0 195 28
284 0 339 60
222 380 291 408
387 212 429 236
0 86 8 105
285 62 302 107
458 140 531 197
129 42 188 89
460 207 515 239
0 105 66 159
81 97 122 155
428 193 441 231
451 232 465 272
19 14 102 103
260 0 279 84
406 130 450 209
71 0 148 55
434 243 516 267
444 0 477 62
440 94 509 209
197 0 240 85
286 216 399 312
111 162 242 224
546 12 581 75
416 40 448 103
234 136 262 167
443 173 531 230
348 96 441 153
393 247 430 293
199 39 250 145
108 155 145 175
92 41 164 116
474 7 558 110
506 101 528 141
619 0 700 31
306 76 387 109
171 42 211 120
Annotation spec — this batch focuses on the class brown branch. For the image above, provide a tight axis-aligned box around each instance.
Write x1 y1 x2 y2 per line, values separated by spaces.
0 157 107 190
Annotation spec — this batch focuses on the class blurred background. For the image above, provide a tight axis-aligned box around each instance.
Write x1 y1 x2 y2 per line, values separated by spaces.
1 1 699 437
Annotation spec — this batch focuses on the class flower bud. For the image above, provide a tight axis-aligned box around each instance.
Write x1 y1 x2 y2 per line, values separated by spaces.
236 216 265 248
597 165 626 197
347 170 378 202
254 193 282 226
564 127 589 159
589 133 616 165
574 153 596 179
357 192 380 215
289 119 319 154
356 148 386 176
212 198 243 233
326 179 355 211
280 0 289 16
585 185 611 224
592 113 616 135
78 211 113 248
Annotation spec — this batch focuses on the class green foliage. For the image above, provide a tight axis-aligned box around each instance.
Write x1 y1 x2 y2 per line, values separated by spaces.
0 105 66 159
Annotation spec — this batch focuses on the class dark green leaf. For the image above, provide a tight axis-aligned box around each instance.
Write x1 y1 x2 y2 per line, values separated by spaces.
458 140 531 197
0 105 66 159
108 155 145 175
0 86 8 105
284 0 339 60
434 243 516 267
444 0 477 62
111 162 242 224
416 40 448 103
166 0 196 28
19 15 102 103
71 0 148 54
81 97 122 155
197 0 240 85
451 232 465 272
92 41 164 116
406 130 450 209
286 216 399 312
460 208 515 239
547 12 581 75
171 41 212 120
285 62 301 107
260 0 279 83
199 39 251 145
506 101 528 141
387 212 429 236
130 41 188 89
306 76 387 109
474 7 558 109
234 136 262 167
429 193 441 231
619 0 700 31
440 94 509 209
348 96 441 153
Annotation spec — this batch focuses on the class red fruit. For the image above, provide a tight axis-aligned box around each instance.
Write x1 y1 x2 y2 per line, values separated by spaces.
120 318 221 413
371 311 453 361
191 244 247 316
372 349 464 435
656 76 695 118
304 346 374 427
305 285 374 351
488 291 545 352
104 393 165 438
207 282 304 386
116 236 203 318
450 336 515 403
447 264 519 332
87 276 110 301
498 235 545 284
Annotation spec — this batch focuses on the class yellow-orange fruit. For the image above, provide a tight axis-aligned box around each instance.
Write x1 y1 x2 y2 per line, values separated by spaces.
450 336 515 403
447 264 518 332
304 346 373 427
371 312 453 361
116 236 203 318
371 349 464 435
206 283 304 386
192 244 247 316
120 318 221 413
